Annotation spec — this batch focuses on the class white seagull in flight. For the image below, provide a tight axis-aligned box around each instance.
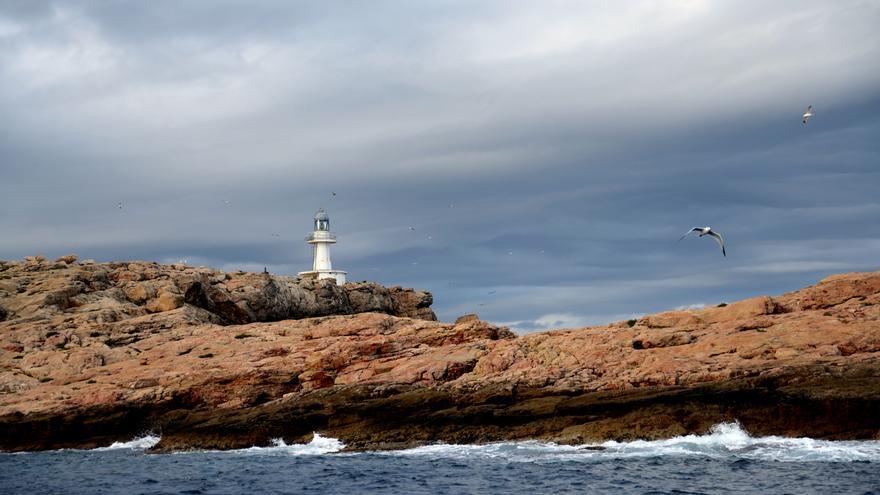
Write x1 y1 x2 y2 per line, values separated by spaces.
680 227 726 257
802 105 813 125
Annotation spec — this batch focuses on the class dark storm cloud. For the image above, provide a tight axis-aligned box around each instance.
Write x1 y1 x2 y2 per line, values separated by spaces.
1 1 879 331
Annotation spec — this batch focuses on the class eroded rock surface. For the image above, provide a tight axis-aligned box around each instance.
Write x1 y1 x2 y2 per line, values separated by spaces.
0 257 435 331
0 261 878 452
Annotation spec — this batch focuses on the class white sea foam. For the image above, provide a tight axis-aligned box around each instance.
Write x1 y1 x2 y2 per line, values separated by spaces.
81 432 344 455
222 432 345 456
76 425 880 462
597 423 880 462
94 434 161 451
384 423 880 463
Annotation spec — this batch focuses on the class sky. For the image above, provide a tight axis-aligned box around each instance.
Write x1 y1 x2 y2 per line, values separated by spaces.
1 1 879 332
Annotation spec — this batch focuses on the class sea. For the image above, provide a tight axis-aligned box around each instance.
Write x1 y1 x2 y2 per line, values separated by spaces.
1 423 878 494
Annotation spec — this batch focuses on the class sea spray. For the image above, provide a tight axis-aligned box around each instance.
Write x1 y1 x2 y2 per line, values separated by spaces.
94 434 161 451
81 425 880 462
225 432 345 456
385 422 880 463
599 422 880 462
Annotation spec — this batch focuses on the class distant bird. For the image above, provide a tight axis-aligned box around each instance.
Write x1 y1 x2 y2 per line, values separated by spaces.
331 192 337 198
448 204 455 208
427 235 433 240
802 105 813 125
679 227 726 257
408 226 416 231
270 233 281 237
117 202 123 210
222 200 230 206
488 290 496 295
508 251 513 255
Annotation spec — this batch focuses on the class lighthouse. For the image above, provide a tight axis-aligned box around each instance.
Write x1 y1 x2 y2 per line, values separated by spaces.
298 209 347 284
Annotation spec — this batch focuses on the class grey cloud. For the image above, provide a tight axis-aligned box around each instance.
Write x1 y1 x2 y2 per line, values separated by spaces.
1 1 879 331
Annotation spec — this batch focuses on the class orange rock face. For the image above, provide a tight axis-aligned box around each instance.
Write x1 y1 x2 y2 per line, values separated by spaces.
0 259 878 452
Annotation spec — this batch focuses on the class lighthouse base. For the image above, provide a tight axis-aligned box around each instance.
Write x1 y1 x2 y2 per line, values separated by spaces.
298 269 347 285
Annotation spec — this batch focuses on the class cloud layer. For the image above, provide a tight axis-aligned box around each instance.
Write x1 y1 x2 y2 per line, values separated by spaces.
2 1 879 331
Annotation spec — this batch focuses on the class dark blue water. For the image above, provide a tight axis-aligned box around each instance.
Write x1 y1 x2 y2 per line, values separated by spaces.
2 425 879 494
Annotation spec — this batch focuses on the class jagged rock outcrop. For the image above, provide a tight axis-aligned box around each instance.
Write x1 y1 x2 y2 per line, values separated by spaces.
0 263 878 452
0 257 436 332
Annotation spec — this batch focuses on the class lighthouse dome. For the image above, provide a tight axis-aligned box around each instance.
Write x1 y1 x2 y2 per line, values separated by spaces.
314 209 331 231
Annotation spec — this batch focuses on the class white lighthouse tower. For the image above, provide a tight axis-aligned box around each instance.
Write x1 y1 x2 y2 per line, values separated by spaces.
298 209 347 284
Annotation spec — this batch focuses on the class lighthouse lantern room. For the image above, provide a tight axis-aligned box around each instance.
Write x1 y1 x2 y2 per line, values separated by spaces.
298 209 347 284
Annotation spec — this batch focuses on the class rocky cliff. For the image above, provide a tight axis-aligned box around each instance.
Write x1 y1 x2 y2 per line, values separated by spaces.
0 256 878 452
0 255 435 329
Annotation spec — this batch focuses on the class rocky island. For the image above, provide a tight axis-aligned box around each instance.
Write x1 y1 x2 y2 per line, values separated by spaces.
0 255 878 452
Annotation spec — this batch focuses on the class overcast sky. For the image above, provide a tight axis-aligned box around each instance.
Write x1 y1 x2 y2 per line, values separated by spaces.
1 1 879 331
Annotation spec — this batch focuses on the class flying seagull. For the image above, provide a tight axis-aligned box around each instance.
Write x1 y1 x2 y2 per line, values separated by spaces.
802 105 813 125
117 202 123 210
408 226 416 231
679 227 726 257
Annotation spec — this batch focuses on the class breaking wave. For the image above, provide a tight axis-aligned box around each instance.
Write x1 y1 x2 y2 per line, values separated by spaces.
220 432 345 456
385 423 880 463
79 424 880 462
89 432 344 455
93 434 161 451
231 433 345 455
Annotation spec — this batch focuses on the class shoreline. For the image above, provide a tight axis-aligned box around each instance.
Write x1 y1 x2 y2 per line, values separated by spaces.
1 259 878 453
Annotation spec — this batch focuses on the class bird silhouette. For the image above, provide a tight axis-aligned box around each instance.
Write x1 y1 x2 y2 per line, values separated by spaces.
680 227 726 257
802 105 813 124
